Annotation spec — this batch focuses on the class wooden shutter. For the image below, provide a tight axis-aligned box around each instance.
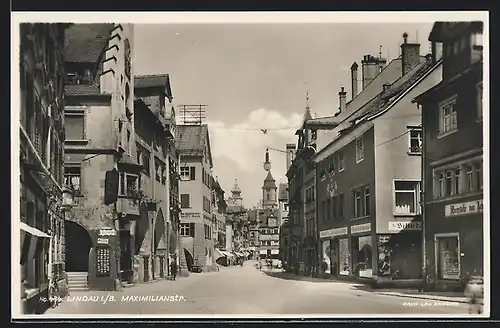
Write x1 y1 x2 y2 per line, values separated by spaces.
189 223 195 238
181 194 190 208
189 167 196 180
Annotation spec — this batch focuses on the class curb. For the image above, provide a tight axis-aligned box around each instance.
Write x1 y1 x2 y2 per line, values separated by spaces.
375 292 482 305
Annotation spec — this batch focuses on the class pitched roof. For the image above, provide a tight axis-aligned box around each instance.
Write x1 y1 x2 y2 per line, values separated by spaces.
64 84 102 96
328 57 437 139
64 24 113 63
175 124 208 154
257 208 279 227
263 171 276 189
278 183 288 201
134 74 173 98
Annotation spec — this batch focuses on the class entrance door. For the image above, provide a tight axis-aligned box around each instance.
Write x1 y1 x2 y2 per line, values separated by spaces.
120 230 132 282
65 221 92 272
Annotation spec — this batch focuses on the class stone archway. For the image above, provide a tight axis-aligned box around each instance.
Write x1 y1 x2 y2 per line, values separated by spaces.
65 220 93 272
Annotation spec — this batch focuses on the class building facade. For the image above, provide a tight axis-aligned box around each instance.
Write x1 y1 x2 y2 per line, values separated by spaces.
414 21 484 292
313 33 442 286
176 124 217 272
133 74 180 283
19 23 70 314
63 23 139 291
278 182 289 264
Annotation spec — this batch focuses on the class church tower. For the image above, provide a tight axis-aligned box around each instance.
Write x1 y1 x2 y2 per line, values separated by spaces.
229 178 243 207
262 148 277 209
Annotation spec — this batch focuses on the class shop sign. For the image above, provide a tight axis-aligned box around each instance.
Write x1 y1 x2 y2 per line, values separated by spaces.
445 200 483 217
351 223 371 234
181 212 201 218
320 227 348 239
388 221 422 232
97 238 109 245
99 228 116 236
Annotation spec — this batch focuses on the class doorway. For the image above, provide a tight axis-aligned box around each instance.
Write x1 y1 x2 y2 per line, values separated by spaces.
64 221 92 272
120 230 132 282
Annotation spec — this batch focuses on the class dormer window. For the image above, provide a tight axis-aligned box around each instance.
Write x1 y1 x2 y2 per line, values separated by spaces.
311 129 317 141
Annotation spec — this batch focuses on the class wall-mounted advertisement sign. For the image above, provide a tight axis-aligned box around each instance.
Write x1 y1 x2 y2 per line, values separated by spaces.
445 200 483 217
388 221 422 232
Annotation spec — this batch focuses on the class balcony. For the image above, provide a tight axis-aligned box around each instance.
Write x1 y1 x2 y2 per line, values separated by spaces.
117 197 140 217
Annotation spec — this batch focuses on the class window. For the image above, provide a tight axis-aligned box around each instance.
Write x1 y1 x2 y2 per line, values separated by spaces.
180 194 190 208
64 166 81 191
471 32 483 48
408 126 422 154
445 170 453 196
477 83 483 120
180 223 191 237
180 167 190 180
142 152 150 174
475 162 483 191
464 165 474 192
65 110 85 140
331 196 337 221
394 180 420 215
338 151 345 171
118 172 139 197
439 98 457 134
364 187 370 216
311 129 317 141
355 136 364 163
436 235 460 280
353 190 362 218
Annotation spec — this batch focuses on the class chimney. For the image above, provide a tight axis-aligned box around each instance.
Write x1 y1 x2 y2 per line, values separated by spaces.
361 54 379 90
350 62 358 99
401 32 421 76
338 86 347 114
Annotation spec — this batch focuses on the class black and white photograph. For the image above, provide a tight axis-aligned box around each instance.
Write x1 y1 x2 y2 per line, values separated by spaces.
11 11 488 319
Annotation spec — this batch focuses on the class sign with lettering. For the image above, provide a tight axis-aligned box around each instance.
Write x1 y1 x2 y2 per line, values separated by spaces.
320 227 348 239
97 238 109 245
388 221 422 232
445 200 483 217
351 223 371 234
96 245 111 277
99 228 116 236
181 212 201 218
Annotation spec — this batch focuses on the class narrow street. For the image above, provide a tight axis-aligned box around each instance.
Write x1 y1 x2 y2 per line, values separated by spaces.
44 261 473 317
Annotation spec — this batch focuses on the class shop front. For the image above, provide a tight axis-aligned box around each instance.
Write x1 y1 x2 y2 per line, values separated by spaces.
376 220 422 281
426 198 483 291
350 223 373 279
320 227 348 277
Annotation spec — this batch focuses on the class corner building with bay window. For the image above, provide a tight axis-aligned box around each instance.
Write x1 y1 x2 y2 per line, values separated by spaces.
63 23 139 291
414 21 484 292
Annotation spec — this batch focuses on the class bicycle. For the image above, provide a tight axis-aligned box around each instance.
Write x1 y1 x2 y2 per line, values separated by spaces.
48 278 63 308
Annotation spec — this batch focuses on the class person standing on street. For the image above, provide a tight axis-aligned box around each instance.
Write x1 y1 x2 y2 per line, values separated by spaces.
170 260 178 281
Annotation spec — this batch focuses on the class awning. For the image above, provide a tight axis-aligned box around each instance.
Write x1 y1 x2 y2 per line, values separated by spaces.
220 250 234 257
271 249 279 255
20 222 51 265
214 248 225 260
20 222 50 238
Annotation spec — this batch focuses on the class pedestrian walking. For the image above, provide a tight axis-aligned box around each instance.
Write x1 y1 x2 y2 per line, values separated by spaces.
465 276 483 314
170 261 178 281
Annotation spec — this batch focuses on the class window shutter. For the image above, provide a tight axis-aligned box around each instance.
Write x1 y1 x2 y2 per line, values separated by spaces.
189 223 195 238
190 167 196 180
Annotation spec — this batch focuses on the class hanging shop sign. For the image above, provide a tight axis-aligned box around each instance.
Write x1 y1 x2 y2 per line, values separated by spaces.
445 200 483 217
99 228 116 236
319 227 348 239
388 221 422 232
351 223 371 234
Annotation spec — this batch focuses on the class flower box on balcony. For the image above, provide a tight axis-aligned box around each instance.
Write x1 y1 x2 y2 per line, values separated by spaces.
117 197 140 216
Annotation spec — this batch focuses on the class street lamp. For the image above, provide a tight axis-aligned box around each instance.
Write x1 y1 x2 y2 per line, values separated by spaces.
61 186 75 211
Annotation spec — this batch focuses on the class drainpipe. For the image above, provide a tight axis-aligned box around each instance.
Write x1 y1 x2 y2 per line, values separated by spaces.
420 105 427 292
151 135 156 281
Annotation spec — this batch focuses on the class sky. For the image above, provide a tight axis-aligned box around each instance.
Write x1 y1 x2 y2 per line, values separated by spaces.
134 22 433 208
